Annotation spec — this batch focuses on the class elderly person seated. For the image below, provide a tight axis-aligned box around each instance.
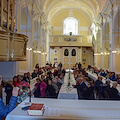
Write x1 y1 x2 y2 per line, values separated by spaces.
108 82 120 100
52 76 62 89
73 77 87 99
0 75 19 119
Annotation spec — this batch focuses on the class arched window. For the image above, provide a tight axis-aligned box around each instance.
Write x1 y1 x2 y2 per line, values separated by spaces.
71 49 76 56
63 17 78 35
64 49 69 56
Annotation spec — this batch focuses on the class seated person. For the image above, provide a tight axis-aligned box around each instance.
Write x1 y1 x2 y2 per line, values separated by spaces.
13 76 19 87
103 79 111 93
82 82 95 100
109 72 116 81
108 82 120 100
117 74 120 84
5 79 13 105
33 78 47 98
73 77 87 99
34 78 40 90
94 76 104 98
0 75 19 119
27 72 32 81
22 73 29 82
58 74 64 84
52 76 62 89
32 69 38 79
46 79 57 98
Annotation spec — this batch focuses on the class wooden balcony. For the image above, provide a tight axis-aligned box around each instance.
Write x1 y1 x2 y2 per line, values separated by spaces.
49 35 93 47
0 30 28 61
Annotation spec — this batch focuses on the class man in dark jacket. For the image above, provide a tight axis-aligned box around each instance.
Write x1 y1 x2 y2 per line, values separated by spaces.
0 75 19 120
73 77 87 99
94 76 104 98
108 82 120 100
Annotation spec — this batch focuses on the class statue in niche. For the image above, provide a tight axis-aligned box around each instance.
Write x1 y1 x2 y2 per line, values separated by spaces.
64 49 69 56
72 49 76 56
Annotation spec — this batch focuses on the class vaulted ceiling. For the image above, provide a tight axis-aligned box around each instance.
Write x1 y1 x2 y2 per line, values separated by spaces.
39 0 107 24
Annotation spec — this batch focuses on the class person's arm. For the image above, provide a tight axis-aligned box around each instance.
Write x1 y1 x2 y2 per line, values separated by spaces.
0 96 17 117
0 87 19 117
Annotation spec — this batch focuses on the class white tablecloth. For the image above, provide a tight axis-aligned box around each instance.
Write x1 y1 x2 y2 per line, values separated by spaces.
57 72 78 99
6 98 120 120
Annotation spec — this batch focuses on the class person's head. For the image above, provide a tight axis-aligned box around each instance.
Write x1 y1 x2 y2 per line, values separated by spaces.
9 79 13 85
113 82 117 88
27 72 31 77
98 76 102 81
78 78 83 84
59 74 64 79
0 75 2 86
36 78 43 83
13 76 18 82
36 78 40 83
34 69 38 73
55 76 58 80
88 82 92 88
106 79 110 85
41 74 45 79
24 73 28 77
82 77 86 82
46 73 49 77
48 79 52 85
35 63 39 68
17 75 22 81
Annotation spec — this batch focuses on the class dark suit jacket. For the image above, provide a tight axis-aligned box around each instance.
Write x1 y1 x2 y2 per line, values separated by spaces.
74 82 87 99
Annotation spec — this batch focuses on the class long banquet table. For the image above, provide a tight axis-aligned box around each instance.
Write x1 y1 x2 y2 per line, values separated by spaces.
6 97 120 120
57 70 78 99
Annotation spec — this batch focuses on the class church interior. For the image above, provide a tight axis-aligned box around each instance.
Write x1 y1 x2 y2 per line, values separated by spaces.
0 0 120 120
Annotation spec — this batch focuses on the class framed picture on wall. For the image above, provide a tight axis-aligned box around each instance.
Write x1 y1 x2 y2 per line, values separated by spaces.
54 58 58 62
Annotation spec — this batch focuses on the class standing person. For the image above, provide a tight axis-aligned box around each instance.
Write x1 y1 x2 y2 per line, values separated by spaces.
5 79 13 105
0 75 19 120
35 63 39 71
46 61 49 65
78 62 81 70
55 62 58 68
49 62 52 67
58 62 62 68
53 62 56 68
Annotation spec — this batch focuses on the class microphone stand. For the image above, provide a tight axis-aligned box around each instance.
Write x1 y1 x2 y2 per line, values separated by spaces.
29 79 31 102
68 68 70 87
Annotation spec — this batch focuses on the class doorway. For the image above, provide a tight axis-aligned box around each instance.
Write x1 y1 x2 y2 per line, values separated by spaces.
63 47 77 69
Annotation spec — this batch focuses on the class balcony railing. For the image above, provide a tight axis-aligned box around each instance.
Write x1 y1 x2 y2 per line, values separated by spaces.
0 30 28 61
49 35 93 47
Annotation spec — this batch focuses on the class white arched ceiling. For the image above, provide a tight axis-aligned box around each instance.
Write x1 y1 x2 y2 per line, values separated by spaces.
40 0 107 25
